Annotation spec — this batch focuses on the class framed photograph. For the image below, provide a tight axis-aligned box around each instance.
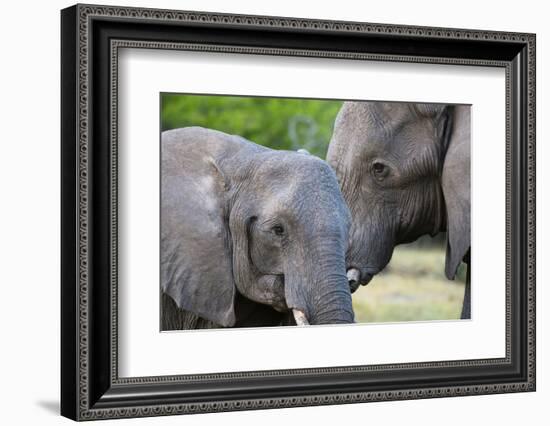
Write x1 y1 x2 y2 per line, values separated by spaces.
61 3 536 421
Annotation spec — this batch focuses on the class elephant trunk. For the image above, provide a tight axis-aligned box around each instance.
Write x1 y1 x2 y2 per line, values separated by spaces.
346 268 361 293
345 207 396 290
310 281 355 325
285 237 354 325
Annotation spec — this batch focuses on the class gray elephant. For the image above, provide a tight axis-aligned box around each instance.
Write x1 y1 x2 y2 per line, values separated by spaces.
161 127 354 330
326 101 471 319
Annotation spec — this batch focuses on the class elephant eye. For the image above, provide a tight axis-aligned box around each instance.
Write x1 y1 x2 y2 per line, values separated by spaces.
372 162 388 179
272 224 285 236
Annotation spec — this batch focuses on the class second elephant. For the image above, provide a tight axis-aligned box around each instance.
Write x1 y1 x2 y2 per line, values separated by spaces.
327 101 471 319
161 127 354 330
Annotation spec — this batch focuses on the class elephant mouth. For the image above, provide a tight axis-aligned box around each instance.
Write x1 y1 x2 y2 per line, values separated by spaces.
264 274 288 312
267 274 311 326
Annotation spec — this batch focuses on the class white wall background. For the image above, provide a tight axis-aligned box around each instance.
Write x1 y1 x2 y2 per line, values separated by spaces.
0 0 546 424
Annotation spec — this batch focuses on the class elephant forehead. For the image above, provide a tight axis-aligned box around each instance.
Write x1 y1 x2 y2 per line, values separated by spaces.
257 179 350 233
260 197 349 239
260 153 337 181
338 101 444 132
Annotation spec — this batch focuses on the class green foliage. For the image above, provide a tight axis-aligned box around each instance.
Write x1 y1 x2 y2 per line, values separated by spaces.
161 93 343 158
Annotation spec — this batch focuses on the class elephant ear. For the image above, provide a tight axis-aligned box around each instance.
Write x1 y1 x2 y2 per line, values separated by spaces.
441 105 471 279
160 128 236 327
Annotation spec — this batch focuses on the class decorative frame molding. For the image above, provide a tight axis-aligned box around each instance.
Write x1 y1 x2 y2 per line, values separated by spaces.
61 3 536 421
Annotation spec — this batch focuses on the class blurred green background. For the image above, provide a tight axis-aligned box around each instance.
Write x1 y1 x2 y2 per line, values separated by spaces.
161 93 342 158
161 93 466 323
352 236 467 323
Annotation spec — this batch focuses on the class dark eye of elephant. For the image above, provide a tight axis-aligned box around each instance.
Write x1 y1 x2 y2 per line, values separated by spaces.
272 224 285 236
372 162 388 179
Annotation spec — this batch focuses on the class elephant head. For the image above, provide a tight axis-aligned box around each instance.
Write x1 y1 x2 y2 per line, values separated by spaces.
326 101 470 292
161 127 354 327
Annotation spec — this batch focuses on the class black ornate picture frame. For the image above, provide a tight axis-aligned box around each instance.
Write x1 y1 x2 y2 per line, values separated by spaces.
61 3 536 421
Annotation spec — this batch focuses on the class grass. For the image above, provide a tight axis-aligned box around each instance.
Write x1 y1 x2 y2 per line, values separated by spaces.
352 245 466 323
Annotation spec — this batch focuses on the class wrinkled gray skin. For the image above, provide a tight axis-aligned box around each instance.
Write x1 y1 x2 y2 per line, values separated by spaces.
327 102 471 319
161 127 354 329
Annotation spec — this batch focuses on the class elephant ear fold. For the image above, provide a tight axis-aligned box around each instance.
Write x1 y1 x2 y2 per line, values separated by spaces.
160 129 236 327
441 105 471 280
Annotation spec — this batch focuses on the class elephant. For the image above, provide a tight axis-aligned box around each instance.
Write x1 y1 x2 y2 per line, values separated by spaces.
161 126 354 330
326 101 471 319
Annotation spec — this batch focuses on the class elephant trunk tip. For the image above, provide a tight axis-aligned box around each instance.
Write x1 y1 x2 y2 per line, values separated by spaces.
346 268 361 293
347 267 375 292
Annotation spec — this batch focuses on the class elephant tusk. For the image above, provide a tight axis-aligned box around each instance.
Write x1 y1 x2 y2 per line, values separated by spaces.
347 268 361 293
292 309 310 326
